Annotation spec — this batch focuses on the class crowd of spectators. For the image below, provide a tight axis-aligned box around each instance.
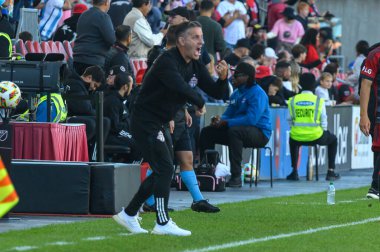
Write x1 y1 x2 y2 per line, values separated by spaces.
0 0 367 174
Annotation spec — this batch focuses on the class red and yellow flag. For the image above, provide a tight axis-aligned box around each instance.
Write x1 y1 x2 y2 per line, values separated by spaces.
0 158 18 218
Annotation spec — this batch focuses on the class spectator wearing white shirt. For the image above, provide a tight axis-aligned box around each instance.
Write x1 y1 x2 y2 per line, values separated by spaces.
123 0 166 58
315 72 336 106
39 0 71 41
216 0 248 49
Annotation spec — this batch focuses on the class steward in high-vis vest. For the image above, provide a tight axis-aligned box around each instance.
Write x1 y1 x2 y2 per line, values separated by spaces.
18 93 67 122
286 73 340 181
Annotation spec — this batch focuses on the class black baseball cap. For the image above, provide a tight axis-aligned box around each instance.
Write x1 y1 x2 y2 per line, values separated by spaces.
282 7 296 20
109 65 127 76
164 7 190 20
235 38 251 50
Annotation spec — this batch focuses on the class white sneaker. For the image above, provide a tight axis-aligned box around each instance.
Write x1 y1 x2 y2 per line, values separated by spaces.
152 219 191 236
112 210 148 234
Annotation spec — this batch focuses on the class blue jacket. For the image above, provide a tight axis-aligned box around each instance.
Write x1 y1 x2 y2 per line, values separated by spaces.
221 83 272 139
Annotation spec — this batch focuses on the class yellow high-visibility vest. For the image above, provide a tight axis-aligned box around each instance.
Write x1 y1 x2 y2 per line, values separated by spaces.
288 93 324 142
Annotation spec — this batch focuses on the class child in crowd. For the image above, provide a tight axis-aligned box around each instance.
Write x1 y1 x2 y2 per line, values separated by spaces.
315 72 335 106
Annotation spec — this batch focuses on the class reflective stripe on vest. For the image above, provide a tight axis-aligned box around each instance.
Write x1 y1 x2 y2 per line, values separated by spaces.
38 93 67 122
0 32 12 58
288 93 324 142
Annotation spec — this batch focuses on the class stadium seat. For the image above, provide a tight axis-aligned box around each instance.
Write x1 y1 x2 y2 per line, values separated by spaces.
48 40 59 53
55 41 69 62
249 147 273 188
135 68 146 85
40 41 52 54
32 41 43 53
15 40 27 56
297 145 319 181
25 40 35 53
63 40 73 59
130 58 147 76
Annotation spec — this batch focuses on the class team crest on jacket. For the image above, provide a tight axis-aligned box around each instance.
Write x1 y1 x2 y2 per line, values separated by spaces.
189 74 198 88
157 131 165 142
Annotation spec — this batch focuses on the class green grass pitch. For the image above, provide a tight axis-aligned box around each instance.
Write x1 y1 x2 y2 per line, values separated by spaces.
1 187 380 252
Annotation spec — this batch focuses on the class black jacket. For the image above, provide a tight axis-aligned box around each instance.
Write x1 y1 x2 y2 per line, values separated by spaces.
104 41 134 76
133 47 228 128
53 14 80 42
64 72 96 116
104 89 130 136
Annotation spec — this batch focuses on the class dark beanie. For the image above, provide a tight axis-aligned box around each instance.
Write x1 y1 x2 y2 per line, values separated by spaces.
235 62 256 86
235 62 256 79
299 73 316 91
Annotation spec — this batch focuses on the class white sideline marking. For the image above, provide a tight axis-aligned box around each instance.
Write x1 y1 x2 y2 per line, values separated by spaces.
83 236 107 241
275 198 367 205
11 246 38 251
183 217 380 252
46 241 75 246
118 233 137 236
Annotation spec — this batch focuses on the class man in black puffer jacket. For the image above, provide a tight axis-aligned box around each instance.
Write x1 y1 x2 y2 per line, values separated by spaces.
103 72 141 162
64 66 110 154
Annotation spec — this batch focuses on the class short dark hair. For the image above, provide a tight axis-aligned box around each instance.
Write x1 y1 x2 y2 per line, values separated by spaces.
175 21 202 42
291 44 307 58
132 0 150 8
18 31 33 42
200 0 214 11
166 25 177 47
250 44 265 60
299 73 316 92
270 76 283 90
114 72 133 91
115 25 131 41
356 40 369 55
275 61 291 71
323 63 339 75
83 65 105 83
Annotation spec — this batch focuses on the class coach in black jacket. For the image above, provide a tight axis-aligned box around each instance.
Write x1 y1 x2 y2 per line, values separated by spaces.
113 21 228 236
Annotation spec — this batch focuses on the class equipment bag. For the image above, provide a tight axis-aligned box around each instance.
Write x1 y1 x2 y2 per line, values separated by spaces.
196 149 226 192
175 173 226 192
197 174 226 192
196 149 220 176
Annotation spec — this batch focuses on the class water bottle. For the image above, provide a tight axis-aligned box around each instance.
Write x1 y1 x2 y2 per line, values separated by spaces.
241 168 245 187
327 182 335 205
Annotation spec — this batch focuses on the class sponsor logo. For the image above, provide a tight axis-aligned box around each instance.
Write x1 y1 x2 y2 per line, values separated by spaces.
189 74 198 88
157 131 165 142
362 66 372 75
334 114 348 165
296 101 314 106
0 130 8 141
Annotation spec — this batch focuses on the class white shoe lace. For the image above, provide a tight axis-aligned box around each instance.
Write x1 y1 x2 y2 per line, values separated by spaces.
168 219 178 228
121 208 143 229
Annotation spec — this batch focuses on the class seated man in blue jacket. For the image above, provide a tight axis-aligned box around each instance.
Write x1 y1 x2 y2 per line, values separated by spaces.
199 62 272 187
